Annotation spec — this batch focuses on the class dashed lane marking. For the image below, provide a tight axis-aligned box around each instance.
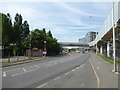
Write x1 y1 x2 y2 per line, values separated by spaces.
34 65 40 68
37 83 48 88
72 69 76 72
81 83 85 87
22 68 27 72
3 72 6 77
11 71 26 76
11 69 36 76
64 72 70 75
76 67 80 69
80 64 84 67
97 67 99 70
5 68 22 73
54 76 61 80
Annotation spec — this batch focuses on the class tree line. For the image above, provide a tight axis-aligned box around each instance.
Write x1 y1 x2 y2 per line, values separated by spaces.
1 13 62 57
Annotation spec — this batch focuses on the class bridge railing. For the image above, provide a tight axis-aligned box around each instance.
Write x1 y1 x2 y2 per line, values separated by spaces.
89 1 120 46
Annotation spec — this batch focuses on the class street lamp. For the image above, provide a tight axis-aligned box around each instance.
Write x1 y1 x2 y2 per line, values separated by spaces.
112 0 117 73
96 32 98 55
89 16 98 55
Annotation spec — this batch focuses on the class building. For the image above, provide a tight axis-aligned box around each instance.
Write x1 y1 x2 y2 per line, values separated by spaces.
78 32 97 52
79 32 97 44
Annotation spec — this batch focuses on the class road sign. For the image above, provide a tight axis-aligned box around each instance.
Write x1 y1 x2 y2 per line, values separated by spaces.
43 51 47 54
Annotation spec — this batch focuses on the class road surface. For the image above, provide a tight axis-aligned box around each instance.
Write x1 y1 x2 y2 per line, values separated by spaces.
2 53 98 88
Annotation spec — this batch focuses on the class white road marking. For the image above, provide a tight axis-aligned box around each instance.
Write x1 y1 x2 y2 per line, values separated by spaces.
81 83 85 87
97 67 99 70
90 60 100 88
34 65 39 68
22 68 27 72
5 68 22 73
3 72 6 77
54 77 61 80
72 69 76 72
37 83 48 88
76 67 80 69
64 72 70 75
11 69 36 76
11 72 26 76
80 64 84 67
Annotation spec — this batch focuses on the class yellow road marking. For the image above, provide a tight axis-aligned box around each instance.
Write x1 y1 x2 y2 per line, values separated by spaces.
90 60 100 88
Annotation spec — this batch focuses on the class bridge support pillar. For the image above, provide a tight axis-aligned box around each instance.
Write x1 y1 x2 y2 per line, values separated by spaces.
107 41 110 57
100 45 103 55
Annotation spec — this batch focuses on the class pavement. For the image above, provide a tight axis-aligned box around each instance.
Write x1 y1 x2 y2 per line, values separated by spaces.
1 56 29 63
90 54 118 88
37 53 118 88
2 57 48 67
2 53 118 88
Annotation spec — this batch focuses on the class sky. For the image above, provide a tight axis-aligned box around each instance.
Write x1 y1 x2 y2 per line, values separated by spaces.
0 1 113 43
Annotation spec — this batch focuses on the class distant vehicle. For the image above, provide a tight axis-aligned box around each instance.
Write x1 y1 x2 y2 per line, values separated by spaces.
65 52 68 54
82 51 85 53
76 51 80 53
62 51 68 54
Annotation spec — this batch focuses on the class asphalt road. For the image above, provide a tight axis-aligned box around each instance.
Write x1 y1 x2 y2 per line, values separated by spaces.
2 53 98 88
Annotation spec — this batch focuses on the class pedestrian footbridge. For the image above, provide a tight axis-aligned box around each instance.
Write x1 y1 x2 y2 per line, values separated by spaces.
89 1 120 62
58 42 89 47
89 1 120 47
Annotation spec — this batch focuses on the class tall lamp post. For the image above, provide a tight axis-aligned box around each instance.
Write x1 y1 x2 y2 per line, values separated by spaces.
96 32 98 55
112 0 117 73
89 16 97 54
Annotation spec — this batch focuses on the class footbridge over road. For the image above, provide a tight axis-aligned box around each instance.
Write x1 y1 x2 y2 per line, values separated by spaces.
58 42 89 47
89 1 120 47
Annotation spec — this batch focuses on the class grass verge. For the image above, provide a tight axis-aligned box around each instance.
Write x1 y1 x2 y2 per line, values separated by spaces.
98 54 120 66
98 54 114 64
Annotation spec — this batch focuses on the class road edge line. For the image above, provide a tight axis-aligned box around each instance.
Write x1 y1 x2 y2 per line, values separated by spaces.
90 60 100 88
37 83 47 88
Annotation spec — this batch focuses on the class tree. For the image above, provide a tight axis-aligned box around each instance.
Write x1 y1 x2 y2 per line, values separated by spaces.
13 13 30 55
2 13 14 56
43 28 46 36
2 13 61 57
23 34 31 49
21 20 30 39
0 13 2 45
13 13 23 45
2 13 13 46
31 29 46 49
46 36 61 55
47 30 53 38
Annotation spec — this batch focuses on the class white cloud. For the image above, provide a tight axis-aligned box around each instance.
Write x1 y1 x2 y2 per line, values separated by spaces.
75 31 88 32
0 0 114 2
57 35 80 42
56 2 96 17
0 2 112 42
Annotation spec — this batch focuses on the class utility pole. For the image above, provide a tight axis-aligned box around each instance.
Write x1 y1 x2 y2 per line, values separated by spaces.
96 32 98 55
112 0 117 72
89 16 97 55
